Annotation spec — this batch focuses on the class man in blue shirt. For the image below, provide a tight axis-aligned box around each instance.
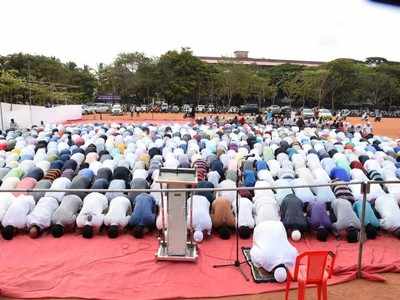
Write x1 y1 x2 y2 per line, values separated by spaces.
129 193 156 238
353 200 379 239
330 166 351 182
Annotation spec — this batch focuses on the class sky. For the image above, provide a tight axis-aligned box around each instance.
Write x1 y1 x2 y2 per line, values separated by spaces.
1 0 399 68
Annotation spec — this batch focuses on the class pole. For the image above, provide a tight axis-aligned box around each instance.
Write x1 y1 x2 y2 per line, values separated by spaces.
28 63 33 128
0 102 4 131
357 181 369 278
160 186 167 246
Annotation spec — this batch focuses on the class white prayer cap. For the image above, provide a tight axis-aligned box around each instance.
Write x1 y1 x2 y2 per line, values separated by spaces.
89 161 103 175
274 267 287 283
291 230 301 242
36 160 50 173
194 230 204 243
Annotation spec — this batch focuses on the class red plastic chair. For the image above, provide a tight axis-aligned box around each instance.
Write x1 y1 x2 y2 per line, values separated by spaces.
285 251 336 300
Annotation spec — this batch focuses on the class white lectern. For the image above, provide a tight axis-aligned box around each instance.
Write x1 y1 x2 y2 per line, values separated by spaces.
155 168 198 262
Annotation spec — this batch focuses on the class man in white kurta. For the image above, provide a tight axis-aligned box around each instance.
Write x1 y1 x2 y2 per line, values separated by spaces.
76 192 108 238
253 194 280 225
187 195 212 242
0 192 15 221
250 220 298 281
104 196 132 238
27 196 59 238
1 195 36 240
234 197 255 239
375 194 400 237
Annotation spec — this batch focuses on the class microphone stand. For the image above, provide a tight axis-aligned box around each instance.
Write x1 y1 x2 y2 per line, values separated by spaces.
213 164 249 281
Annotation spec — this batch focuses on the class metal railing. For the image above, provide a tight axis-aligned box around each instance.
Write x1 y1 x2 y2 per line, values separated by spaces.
2 179 399 279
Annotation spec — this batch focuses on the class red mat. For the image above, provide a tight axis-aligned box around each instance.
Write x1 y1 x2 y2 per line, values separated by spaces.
0 232 399 300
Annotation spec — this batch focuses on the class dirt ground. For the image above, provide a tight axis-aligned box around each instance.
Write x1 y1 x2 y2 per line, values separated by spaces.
79 113 400 139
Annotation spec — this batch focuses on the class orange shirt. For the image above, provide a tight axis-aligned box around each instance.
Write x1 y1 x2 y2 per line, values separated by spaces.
211 197 235 228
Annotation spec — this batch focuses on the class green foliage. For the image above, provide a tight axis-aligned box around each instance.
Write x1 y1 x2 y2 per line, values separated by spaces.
1 51 400 109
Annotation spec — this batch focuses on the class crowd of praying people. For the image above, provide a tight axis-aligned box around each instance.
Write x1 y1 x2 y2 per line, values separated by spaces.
1 118 400 283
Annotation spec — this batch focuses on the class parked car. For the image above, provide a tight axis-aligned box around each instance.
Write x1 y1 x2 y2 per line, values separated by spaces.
207 104 215 113
140 105 148 112
94 103 110 113
182 104 192 113
302 108 314 119
319 108 333 120
340 109 351 117
239 104 259 114
111 104 123 115
160 102 169 112
280 106 292 117
171 105 180 113
268 105 281 114
196 105 206 112
82 104 96 115
228 106 239 113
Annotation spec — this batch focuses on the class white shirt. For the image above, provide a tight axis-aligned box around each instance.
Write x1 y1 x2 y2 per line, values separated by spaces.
2 195 35 229
250 221 298 271
267 160 280 177
27 196 59 229
253 195 280 224
257 169 274 185
217 179 237 204
187 195 212 234
76 192 108 229
375 194 400 232
0 192 15 221
364 159 382 174
207 171 221 188
45 177 72 203
104 196 132 227
254 180 275 199
312 168 331 183
274 178 293 205
234 197 255 228
291 178 315 203
296 167 314 185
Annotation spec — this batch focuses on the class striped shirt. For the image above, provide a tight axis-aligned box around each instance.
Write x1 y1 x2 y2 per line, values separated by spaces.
331 180 355 203
43 169 62 182
194 159 208 182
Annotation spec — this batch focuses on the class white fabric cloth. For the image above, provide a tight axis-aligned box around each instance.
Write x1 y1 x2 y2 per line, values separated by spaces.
375 194 400 232
234 197 255 228
104 196 132 227
0 192 15 221
2 195 35 229
27 196 59 229
250 221 298 272
253 195 280 224
217 179 237 204
76 192 108 229
187 195 212 235
45 177 72 202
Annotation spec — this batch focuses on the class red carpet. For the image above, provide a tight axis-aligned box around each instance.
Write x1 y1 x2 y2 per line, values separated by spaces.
0 232 399 300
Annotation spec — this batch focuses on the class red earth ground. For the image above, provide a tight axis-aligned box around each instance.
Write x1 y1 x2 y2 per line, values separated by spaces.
78 113 400 139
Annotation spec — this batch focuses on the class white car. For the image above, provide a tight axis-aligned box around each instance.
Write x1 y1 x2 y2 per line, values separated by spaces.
228 106 239 113
161 102 169 112
95 104 110 113
140 105 148 112
196 105 206 112
319 108 333 120
82 105 96 115
171 105 180 113
111 104 123 115
182 104 192 113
